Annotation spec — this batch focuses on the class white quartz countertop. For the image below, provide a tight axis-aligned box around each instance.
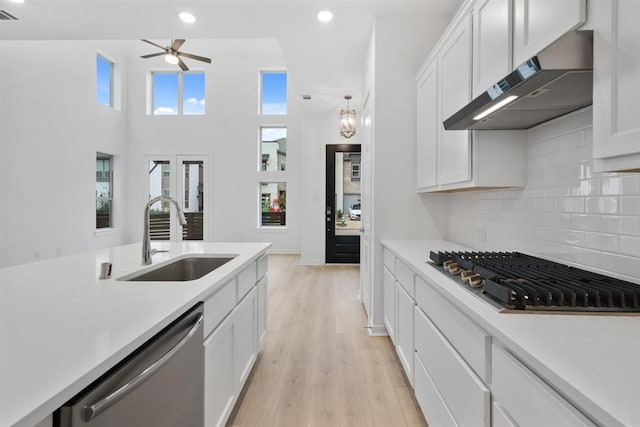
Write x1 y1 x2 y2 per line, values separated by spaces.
382 239 640 427
0 241 270 427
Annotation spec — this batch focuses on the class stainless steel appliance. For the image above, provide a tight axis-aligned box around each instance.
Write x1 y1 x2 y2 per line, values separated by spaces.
429 251 640 313
444 31 593 131
55 303 204 426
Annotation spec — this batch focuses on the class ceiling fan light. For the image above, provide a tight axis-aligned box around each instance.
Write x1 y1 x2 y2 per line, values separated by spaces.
179 12 196 23
165 53 179 65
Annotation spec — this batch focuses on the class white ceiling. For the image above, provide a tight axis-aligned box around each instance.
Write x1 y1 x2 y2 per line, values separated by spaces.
0 0 463 113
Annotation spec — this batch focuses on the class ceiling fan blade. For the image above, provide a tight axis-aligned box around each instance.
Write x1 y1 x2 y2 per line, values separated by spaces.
141 39 167 51
177 57 189 72
171 39 186 51
140 52 166 59
177 51 212 64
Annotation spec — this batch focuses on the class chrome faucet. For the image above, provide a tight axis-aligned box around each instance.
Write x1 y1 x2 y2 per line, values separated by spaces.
142 196 188 265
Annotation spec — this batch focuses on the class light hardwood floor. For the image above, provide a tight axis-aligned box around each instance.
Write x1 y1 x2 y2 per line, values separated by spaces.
227 254 428 427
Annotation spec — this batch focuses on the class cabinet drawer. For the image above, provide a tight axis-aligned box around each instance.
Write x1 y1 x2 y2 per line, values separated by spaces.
395 258 415 298
415 274 490 381
415 306 490 427
492 344 596 427
383 248 395 274
257 253 268 280
237 262 257 298
492 401 517 427
204 278 237 338
414 353 457 427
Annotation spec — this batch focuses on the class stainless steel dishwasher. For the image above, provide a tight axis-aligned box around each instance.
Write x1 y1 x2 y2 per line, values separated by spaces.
55 303 204 427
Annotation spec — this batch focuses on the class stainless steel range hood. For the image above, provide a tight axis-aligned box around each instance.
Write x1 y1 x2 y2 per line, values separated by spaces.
444 31 593 131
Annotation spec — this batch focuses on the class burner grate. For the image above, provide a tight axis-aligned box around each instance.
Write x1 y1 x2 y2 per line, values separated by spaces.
429 251 640 312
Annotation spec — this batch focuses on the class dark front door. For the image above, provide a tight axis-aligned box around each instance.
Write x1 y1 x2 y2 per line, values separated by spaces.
326 144 361 264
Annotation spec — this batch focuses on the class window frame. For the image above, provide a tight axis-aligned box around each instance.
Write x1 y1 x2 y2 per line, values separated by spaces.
258 181 287 229
351 163 361 180
259 126 287 172
150 70 205 116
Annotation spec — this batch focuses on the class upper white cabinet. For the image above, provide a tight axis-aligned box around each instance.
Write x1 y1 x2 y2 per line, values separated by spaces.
513 0 586 66
472 0 513 98
416 4 526 193
416 57 438 189
438 13 473 185
592 0 640 172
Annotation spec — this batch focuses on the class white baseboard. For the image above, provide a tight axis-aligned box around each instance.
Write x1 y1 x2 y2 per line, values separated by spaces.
366 324 389 337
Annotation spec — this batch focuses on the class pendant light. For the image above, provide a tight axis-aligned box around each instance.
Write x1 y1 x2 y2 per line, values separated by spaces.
340 95 356 138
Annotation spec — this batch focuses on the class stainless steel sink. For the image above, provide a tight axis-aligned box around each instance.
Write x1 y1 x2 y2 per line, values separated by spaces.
119 255 236 282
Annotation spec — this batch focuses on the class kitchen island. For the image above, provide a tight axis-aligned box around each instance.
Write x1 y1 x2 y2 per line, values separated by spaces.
0 241 270 427
383 239 640 427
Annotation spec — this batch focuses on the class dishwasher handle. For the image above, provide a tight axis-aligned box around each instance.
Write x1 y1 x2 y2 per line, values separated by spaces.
83 313 204 422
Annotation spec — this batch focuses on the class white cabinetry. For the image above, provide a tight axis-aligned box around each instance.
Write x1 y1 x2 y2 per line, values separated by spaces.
513 0 586 66
492 344 596 427
203 257 265 427
438 12 473 185
382 266 396 342
472 0 512 97
416 57 438 189
416 4 526 193
395 281 415 386
592 0 640 172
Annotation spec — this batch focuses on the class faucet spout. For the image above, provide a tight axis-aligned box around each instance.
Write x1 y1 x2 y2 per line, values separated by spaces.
142 196 188 265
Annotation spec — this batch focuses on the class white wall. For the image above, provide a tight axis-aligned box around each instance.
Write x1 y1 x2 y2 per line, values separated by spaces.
0 41 130 267
450 108 640 283
126 40 301 254
365 15 451 329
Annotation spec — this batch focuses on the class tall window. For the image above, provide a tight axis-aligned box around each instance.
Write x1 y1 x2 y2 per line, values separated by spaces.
152 71 205 115
96 55 113 107
260 127 287 171
96 153 113 229
260 71 287 115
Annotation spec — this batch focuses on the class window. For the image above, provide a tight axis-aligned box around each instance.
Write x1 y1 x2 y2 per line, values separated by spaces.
152 71 205 115
96 153 113 229
351 163 360 180
261 71 287 115
96 55 113 107
260 127 287 171
260 182 286 227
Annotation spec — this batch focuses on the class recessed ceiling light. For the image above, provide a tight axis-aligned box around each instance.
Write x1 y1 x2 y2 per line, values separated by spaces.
179 12 196 24
9 0 25 3
317 10 333 23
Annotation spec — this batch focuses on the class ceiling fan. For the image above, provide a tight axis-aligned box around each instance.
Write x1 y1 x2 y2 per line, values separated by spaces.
140 39 211 71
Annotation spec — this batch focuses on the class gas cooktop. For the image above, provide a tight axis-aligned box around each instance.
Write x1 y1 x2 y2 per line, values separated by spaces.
429 251 640 313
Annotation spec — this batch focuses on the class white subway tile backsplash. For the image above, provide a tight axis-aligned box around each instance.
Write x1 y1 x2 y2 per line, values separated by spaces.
448 108 640 281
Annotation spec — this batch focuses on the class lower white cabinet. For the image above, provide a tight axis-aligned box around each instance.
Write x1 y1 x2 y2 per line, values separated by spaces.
492 344 596 427
492 402 517 427
414 353 458 427
204 313 236 427
414 306 490 427
395 281 415 386
203 257 265 427
382 267 396 343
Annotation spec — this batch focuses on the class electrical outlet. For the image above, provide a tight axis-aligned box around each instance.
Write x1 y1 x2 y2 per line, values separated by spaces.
34 250 40 258
57 247 63 256
476 228 487 243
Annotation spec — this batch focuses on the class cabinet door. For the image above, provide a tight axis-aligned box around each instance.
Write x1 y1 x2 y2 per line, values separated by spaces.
414 353 458 427
513 0 586 66
383 267 396 342
235 287 258 390
257 276 268 347
416 58 438 190
592 0 640 163
472 0 512 98
395 281 415 387
204 316 235 427
438 13 472 185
